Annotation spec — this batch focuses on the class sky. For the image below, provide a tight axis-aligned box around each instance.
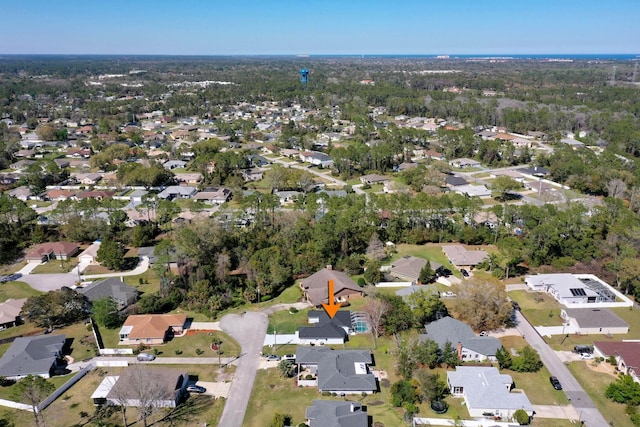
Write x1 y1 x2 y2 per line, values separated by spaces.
1 0 639 55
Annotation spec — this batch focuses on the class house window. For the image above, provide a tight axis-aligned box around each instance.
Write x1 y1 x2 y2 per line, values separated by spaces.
452 386 463 394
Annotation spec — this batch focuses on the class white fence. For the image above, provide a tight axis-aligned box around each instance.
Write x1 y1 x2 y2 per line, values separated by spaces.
99 348 134 355
38 364 94 411
95 360 129 367
375 281 414 287
413 417 518 427
0 399 32 411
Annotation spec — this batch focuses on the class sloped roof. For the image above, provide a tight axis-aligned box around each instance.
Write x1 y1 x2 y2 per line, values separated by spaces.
390 256 443 281
594 341 640 371
448 366 533 413
301 269 363 306
421 316 501 357
296 347 376 392
308 310 352 329
78 277 138 306
298 323 347 340
0 334 66 378
563 308 628 329
120 314 187 340
26 242 79 259
442 245 489 266
0 298 28 324
305 400 368 427
106 367 186 404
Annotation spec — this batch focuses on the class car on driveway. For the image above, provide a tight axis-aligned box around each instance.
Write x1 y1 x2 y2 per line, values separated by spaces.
136 353 156 362
461 269 470 278
549 376 562 390
186 385 206 393
265 354 281 362
511 301 521 311
283 354 296 361
580 352 594 360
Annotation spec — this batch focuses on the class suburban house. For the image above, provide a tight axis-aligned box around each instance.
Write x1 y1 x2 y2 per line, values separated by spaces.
561 308 629 335
193 187 232 205
118 314 187 345
162 159 187 170
524 274 627 306
241 168 266 181
445 175 468 188
0 334 66 380
305 400 369 427
0 298 28 329
300 268 364 307
157 186 198 200
78 242 101 265
25 242 80 263
274 190 303 205
78 277 138 310
449 158 481 168
454 184 492 198
420 316 501 362
359 174 389 185
296 347 377 395
442 245 489 270
389 255 444 283
593 341 640 383
299 151 333 168
447 366 534 420
296 311 354 345
91 367 188 408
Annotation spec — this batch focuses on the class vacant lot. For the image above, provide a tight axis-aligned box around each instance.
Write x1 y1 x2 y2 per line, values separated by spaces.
509 289 564 327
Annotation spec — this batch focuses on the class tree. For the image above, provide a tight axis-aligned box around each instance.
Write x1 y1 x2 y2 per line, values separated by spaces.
269 412 292 427
390 380 418 407
378 294 414 335
491 176 521 201
439 341 460 368
21 288 89 329
605 374 640 406
414 370 448 403
15 375 55 427
495 346 513 370
452 277 513 331
278 360 296 378
96 238 126 271
366 232 386 261
92 297 122 328
407 290 447 327
511 346 543 373
364 298 390 349
513 408 531 425
363 259 383 284
418 261 435 284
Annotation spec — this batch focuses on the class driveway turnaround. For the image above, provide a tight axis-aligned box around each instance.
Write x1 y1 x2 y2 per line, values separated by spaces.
514 311 608 427
218 311 268 427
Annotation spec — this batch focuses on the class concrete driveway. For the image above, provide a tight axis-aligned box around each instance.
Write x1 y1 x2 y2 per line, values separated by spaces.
514 311 609 426
218 311 268 427
19 272 79 292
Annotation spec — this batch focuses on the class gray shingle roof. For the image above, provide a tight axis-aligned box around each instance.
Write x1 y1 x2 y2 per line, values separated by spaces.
564 308 629 329
298 323 347 340
78 277 138 308
308 310 352 329
421 317 500 357
390 256 443 281
296 347 376 393
0 334 66 378
305 400 368 427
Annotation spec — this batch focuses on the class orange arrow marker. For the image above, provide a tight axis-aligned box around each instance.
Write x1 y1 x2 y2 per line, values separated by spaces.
322 279 340 319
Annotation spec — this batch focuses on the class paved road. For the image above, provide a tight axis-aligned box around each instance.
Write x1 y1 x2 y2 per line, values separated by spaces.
514 311 609 427
218 311 268 427
271 157 365 195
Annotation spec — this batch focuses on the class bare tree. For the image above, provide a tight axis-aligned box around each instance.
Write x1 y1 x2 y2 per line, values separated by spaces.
364 298 390 349
607 179 627 199
451 277 512 331
366 232 386 261
16 375 54 427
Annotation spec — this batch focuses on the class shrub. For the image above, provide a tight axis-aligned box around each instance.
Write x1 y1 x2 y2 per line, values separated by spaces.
513 409 530 425
175 349 183 355
305 374 314 380
195 348 204 355
357 277 366 287
289 307 298 314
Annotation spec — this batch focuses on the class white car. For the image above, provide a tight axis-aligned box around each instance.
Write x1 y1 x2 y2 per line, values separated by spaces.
580 353 593 360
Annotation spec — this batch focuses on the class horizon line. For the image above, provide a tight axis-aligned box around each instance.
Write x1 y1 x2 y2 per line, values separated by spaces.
0 52 639 57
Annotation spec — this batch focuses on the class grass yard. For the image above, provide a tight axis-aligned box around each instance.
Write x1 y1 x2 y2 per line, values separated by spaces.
567 362 634 427
0 367 225 427
122 269 161 296
390 243 451 268
509 289 564 327
268 307 310 334
0 280 42 301
32 259 79 274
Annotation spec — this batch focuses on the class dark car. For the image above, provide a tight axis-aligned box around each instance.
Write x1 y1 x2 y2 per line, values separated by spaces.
574 345 593 354
550 376 562 390
461 269 470 278
186 385 206 393
511 301 521 311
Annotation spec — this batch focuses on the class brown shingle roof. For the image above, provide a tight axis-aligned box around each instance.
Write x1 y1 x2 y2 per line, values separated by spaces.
122 314 187 340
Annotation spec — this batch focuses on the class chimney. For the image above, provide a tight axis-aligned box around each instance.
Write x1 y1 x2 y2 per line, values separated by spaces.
326 265 332 270
456 342 463 360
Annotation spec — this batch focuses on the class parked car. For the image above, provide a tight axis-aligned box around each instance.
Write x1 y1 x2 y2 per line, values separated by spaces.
580 353 594 360
479 331 488 337
511 301 521 311
283 354 296 361
549 376 562 390
265 354 281 362
186 385 206 393
461 269 470 278
136 353 156 362
574 345 593 354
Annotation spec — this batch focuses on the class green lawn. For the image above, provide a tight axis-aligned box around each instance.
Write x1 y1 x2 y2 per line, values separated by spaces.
32 259 80 274
509 289 564 327
0 281 42 301
268 307 310 334
567 362 634 427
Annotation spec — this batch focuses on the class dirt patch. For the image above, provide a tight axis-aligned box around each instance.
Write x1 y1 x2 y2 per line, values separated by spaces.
380 378 390 388
185 329 217 336
585 361 617 377
367 400 384 406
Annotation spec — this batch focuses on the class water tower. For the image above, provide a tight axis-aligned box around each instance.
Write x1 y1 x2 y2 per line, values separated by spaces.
299 68 309 88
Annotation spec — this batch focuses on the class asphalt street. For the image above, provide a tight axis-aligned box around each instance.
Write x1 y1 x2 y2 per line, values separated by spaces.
514 311 610 427
218 311 268 427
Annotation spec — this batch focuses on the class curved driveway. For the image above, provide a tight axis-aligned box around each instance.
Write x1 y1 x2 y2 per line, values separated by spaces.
218 311 268 427
514 311 609 426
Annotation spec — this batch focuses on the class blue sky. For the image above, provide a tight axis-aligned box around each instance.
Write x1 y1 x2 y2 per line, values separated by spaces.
1 0 638 55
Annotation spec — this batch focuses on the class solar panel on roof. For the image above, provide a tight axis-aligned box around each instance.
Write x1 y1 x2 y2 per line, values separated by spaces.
570 288 587 296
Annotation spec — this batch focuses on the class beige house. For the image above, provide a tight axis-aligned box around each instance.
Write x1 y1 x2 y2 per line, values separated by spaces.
300 268 364 307
118 314 187 345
